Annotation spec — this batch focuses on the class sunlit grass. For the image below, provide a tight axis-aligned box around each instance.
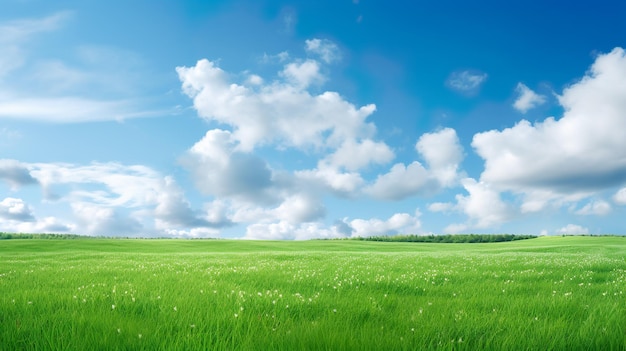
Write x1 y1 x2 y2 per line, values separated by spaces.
1 236 624 350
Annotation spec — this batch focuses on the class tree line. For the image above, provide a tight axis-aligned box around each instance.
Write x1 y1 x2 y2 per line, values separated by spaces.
350 234 537 243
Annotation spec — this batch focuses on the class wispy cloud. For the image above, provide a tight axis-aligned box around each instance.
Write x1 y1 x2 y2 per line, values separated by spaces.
305 38 341 63
0 13 176 123
446 70 488 94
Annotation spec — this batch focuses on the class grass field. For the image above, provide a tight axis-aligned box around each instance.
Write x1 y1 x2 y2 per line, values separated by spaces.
1 236 625 350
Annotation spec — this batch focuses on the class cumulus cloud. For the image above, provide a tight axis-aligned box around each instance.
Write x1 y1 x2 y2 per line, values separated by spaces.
446 70 487 94
430 178 513 233
348 210 422 237
513 83 546 113
296 167 365 196
0 197 35 222
473 47 626 210
182 129 278 204
9 161 224 236
177 42 401 230
0 197 73 233
72 202 143 236
366 128 464 200
556 224 589 235
243 210 421 240
176 54 378 152
322 139 394 172
305 38 340 63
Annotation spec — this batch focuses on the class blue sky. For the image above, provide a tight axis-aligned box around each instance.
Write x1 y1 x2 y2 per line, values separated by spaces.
1 0 625 238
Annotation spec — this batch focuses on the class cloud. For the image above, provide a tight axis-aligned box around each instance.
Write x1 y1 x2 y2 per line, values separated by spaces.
0 97 158 122
0 197 73 233
182 129 278 204
0 159 38 189
574 200 611 216
431 178 513 233
446 70 487 94
243 210 421 240
272 193 326 223
0 197 35 222
0 14 174 123
513 83 546 113
176 54 377 152
296 167 365 196
72 202 143 236
614 188 626 205
0 11 71 43
416 128 464 187
9 161 223 236
366 128 464 200
154 176 233 228
473 47 626 210
556 224 589 235
0 11 71 78
348 210 422 237
322 139 394 172
305 38 340 63
281 59 325 88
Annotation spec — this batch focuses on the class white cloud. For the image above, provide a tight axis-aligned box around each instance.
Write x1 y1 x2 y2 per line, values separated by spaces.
614 188 626 205
513 83 546 113
305 38 340 63
243 210 421 240
366 162 435 200
182 129 278 204
428 202 454 213
6 161 224 236
0 197 34 222
272 193 325 223
348 210 422 237
366 128 464 200
244 220 345 240
177 58 377 152
0 197 73 233
72 202 143 236
439 178 513 233
446 70 487 94
0 97 155 122
574 200 611 216
296 167 365 196
556 224 589 235
473 47 626 208
322 139 394 172
281 59 325 88
416 128 464 187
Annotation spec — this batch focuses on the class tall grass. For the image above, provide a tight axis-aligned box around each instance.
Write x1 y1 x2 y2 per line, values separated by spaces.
1 236 624 350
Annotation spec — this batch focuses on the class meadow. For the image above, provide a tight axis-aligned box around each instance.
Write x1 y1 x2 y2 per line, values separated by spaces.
1 236 624 350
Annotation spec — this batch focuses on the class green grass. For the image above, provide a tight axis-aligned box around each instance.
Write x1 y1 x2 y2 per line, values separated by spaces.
1 236 625 350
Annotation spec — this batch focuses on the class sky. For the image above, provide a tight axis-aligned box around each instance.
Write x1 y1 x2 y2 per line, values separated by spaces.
1 0 625 239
